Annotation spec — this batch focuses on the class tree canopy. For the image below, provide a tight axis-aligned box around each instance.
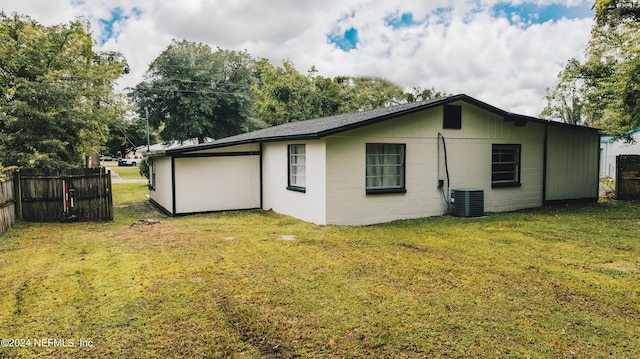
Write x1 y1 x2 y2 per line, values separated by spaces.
542 0 640 136
132 41 448 139
252 59 447 127
0 12 128 169
252 60 345 126
130 40 256 144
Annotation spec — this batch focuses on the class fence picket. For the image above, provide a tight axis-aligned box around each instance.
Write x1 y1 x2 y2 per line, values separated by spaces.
0 171 17 235
616 155 640 200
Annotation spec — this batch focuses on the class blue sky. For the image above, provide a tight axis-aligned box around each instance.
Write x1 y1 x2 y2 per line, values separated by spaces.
0 0 595 116
492 1 594 25
88 1 594 57
385 12 422 29
98 7 142 45
328 27 360 52
329 2 594 51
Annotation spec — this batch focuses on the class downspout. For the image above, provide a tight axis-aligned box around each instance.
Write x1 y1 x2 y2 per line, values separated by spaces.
542 122 548 204
171 156 176 216
595 133 601 200
437 133 452 213
259 142 264 209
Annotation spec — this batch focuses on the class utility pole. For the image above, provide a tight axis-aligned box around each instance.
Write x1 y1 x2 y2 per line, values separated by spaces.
145 107 150 152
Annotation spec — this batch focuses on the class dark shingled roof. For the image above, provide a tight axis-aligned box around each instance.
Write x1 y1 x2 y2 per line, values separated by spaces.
164 94 598 155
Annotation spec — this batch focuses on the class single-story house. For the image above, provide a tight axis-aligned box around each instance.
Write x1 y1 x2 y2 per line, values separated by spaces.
600 129 640 179
146 94 600 225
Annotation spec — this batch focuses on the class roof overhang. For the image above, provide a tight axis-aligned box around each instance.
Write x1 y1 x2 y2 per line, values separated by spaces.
160 94 600 156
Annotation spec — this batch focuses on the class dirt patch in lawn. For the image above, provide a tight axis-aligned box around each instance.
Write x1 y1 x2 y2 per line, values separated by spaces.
596 262 639 274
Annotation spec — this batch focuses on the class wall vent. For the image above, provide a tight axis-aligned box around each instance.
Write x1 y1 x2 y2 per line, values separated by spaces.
451 189 484 217
443 105 462 129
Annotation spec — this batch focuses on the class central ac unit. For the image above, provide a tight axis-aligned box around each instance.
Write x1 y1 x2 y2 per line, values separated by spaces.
451 189 484 217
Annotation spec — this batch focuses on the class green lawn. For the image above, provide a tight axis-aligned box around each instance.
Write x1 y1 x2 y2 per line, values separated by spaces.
0 183 638 358
102 164 144 180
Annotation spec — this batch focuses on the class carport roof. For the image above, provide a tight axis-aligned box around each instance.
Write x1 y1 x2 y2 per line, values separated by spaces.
162 94 598 155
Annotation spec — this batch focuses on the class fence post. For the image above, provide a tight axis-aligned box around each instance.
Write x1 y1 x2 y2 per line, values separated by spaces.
107 168 114 220
615 155 620 199
13 171 22 221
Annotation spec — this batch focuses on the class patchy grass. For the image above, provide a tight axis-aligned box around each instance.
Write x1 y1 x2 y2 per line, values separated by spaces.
112 182 148 206
108 166 144 180
0 186 639 358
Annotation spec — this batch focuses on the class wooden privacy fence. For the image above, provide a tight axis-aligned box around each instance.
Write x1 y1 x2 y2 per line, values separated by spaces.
616 155 640 200
18 168 113 222
0 171 17 236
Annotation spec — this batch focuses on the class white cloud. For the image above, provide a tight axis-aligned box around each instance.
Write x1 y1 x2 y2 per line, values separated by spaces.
0 0 79 25
0 0 594 116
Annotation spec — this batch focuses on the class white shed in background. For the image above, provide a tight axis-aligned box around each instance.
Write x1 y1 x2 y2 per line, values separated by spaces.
600 130 640 180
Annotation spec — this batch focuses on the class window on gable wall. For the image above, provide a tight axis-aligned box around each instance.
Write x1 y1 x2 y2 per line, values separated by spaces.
366 143 406 194
491 144 521 187
288 144 306 192
443 105 462 129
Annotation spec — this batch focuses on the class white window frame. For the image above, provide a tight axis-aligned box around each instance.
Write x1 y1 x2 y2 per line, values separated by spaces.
149 158 156 191
288 144 306 192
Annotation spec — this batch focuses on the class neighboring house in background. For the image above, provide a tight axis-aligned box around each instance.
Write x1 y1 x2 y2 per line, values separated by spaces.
140 138 214 155
600 129 640 180
145 94 600 226
119 139 214 167
123 148 142 160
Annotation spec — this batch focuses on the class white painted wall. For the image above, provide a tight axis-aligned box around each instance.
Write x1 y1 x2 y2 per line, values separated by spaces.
148 103 598 225
613 134 640 155
546 126 599 201
443 104 545 213
149 156 173 213
600 139 615 179
325 132 445 226
173 154 260 214
261 141 327 224
600 131 640 179
324 102 547 225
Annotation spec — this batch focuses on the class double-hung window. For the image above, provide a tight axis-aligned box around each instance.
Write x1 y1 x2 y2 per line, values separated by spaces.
288 144 306 192
366 143 406 194
491 144 521 187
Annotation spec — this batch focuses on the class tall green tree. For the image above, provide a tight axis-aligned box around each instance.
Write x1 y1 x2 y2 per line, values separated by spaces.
306 66 345 119
131 40 256 143
253 60 444 126
335 76 405 112
542 0 640 134
253 59 314 125
0 13 129 169
541 59 585 125
253 60 345 125
595 0 640 26
403 86 449 103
